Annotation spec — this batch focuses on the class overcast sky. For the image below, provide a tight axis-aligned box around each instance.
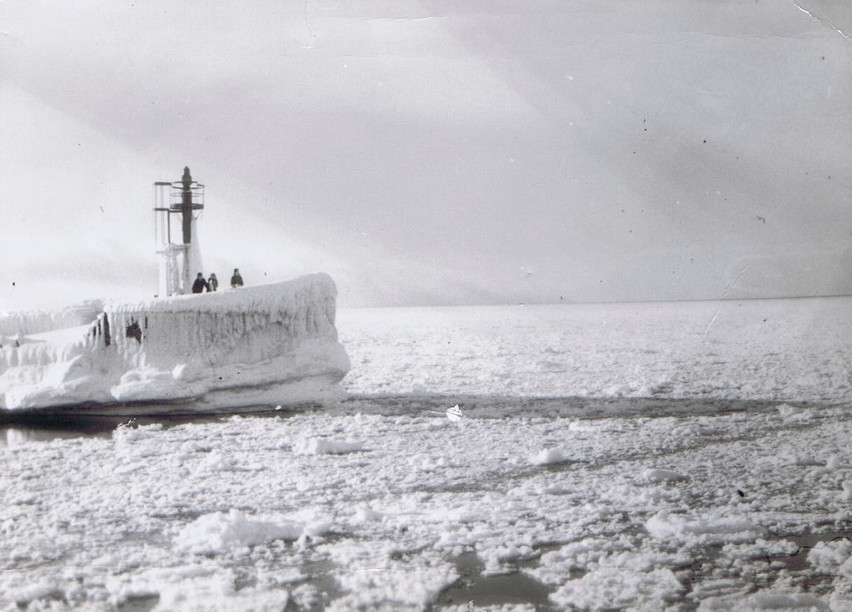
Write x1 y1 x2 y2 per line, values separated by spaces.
1 0 850 310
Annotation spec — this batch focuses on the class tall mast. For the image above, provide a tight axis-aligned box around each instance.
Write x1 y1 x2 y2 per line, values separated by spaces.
181 166 194 245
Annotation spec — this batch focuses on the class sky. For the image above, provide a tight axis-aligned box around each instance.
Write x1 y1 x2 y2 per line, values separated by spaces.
1 0 850 310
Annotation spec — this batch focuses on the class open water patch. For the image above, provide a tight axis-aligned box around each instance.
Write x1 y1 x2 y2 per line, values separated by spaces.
775 529 851 573
334 394 820 420
675 527 852 604
116 593 160 612
0 409 276 448
432 552 556 611
0 394 831 447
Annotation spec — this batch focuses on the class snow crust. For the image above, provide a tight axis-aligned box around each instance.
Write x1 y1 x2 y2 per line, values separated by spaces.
0 274 350 410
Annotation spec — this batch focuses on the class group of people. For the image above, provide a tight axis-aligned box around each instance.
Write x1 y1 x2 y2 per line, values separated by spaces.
192 268 244 294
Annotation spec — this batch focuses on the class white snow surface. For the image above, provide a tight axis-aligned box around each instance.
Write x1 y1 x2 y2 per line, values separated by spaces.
0 274 350 411
1 297 851 610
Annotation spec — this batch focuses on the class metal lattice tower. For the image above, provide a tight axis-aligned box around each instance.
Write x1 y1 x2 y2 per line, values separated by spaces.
153 167 205 296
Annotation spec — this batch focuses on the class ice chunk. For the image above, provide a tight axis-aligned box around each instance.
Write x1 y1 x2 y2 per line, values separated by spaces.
776 404 813 424
295 437 364 455
808 538 852 578
175 510 305 554
701 590 829 610
4 582 61 607
550 566 683 609
645 511 765 544
353 505 384 522
638 468 688 483
530 448 569 465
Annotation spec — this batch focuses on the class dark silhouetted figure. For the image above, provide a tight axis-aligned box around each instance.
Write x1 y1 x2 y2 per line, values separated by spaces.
126 320 142 344
192 272 210 294
208 273 219 292
230 268 244 288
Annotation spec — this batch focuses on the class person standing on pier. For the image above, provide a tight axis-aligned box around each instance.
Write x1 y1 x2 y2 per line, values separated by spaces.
192 272 210 293
230 268 244 288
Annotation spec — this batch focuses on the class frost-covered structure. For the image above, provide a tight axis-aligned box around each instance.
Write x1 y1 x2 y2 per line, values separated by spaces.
0 274 350 412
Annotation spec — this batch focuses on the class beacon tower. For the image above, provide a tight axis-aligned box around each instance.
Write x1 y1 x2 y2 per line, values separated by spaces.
153 167 205 296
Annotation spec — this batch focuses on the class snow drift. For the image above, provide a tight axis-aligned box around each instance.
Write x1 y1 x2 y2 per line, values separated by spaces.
0 274 350 411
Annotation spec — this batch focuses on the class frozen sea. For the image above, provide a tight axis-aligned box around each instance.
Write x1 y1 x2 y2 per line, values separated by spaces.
1 297 851 610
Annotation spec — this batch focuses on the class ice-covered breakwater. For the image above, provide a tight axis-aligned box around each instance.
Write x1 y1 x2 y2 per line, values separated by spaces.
0 274 350 411
0 299 104 339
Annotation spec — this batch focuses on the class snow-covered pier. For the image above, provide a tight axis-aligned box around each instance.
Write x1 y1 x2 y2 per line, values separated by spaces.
0 274 350 412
